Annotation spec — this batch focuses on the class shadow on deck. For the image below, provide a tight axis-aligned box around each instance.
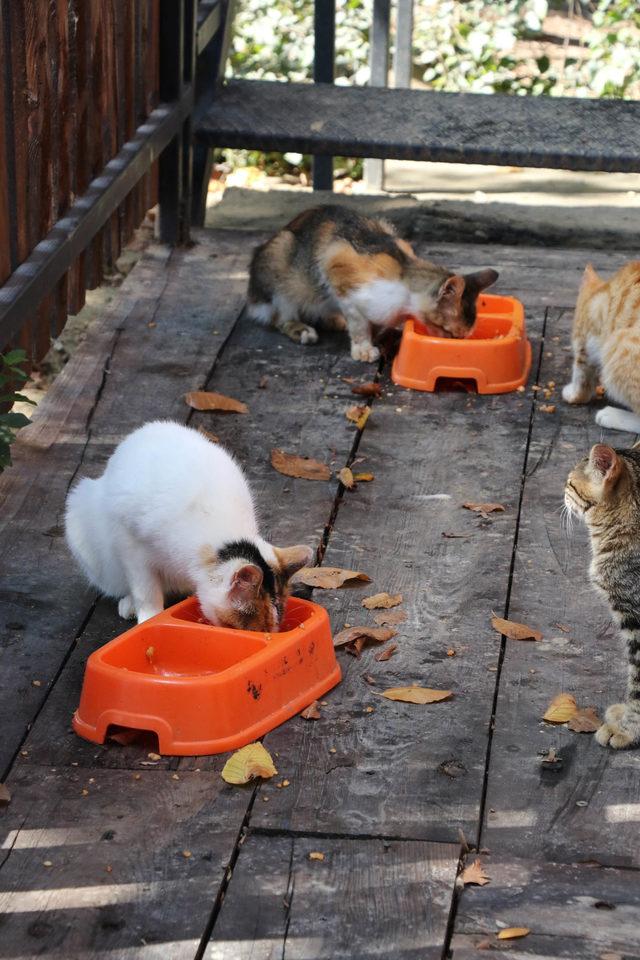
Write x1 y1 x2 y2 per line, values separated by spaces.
1 223 639 959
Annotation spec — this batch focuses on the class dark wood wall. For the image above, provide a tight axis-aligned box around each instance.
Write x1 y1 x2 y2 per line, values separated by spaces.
0 0 160 365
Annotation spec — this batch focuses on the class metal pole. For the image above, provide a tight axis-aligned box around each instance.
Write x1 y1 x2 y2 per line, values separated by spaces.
312 0 335 191
363 0 390 191
394 0 413 89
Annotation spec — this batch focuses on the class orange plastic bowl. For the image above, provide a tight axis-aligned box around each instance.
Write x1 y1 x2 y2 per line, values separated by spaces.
72 596 341 756
391 293 531 394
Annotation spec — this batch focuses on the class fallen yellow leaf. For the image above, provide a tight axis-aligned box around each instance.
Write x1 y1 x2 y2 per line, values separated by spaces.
491 614 542 642
185 391 248 413
353 472 374 482
463 502 505 518
221 743 277 785
543 693 578 724
362 592 403 610
497 928 530 940
339 467 355 489
346 405 370 430
382 686 452 704
271 449 331 481
293 567 371 589
461 859 491 886
309 851 325 861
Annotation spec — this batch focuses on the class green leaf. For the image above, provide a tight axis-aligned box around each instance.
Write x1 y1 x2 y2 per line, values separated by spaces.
0 411 31 429
536 55 550 73
1 349 28 366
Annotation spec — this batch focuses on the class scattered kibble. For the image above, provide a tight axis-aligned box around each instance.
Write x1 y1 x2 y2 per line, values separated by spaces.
182 850 192 859
32 679 42 687
172 774 180 781
309 851 325 861
147 753 161 761
43 860 53 868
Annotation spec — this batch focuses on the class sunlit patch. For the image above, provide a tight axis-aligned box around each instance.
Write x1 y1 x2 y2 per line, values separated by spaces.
605 803 640 823
1 828 93 850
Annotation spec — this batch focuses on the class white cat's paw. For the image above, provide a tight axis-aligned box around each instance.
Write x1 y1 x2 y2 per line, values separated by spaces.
118 596 135 619
136 604 163 624
595 407 613 428
562 382 591 404
595 704 640 749
350 342 380 363
299 327 319 345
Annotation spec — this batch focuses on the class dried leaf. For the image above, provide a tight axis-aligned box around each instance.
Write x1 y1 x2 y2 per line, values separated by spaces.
463 502 505 518
271 449 331 481
339 467 355 489
293 566 371 589
198 426 220 443
442 532 470 539
461 859 491 887
351 381 381 397
309 851 325 861
258 375 269 389
375 643 398 662
491 614 542 642
362 674 377 686
147 752 161 761
568 707 601 733
362 592 403 610
346 405 370 430
540 747 562 768
497 928 530 940
109 728 144 746
373 608 407 626
353 472 374 482
300 700 321 721
540 404 556 413
382 686 452 704
185 391 248 414
334 625 397 649
543 693 578 724
221 743 277 785
0 782 11 806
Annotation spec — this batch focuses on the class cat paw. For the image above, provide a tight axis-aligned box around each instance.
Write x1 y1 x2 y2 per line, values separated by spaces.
562 383 592 404
136 604 163 624
284 322 318 345
118 596 135 619
324 313 347 332
350 342 380 363
595 704 640 749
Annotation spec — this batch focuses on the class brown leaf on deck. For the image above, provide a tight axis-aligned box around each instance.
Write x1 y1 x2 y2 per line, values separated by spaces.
375 643 398 662
353 472 374 482
442 532 470 539
382 686 452 704
0 783 11 806
461 859 491 886
334 625 397 649
339 467 355 489
271 449 331 481
185 391 248 414
198 426 220 443
351 381 381 397
300 700 321 721
293 566 371 589
362 592 403 610
221 743 277 785
362 674 377 685
346 405 370 429
567 707 601 733
543 693 578 724
491 614 542 642
258 375 269 389
497 928 530 940
373 608 407 626
463 502 505 518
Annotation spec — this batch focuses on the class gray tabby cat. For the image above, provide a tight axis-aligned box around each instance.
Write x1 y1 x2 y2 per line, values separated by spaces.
565 444 640 748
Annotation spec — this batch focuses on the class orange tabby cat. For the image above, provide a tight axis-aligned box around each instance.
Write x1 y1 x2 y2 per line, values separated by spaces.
563 261 640 432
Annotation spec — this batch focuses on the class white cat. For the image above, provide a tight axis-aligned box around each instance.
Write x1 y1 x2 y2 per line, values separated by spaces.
65 420 312 626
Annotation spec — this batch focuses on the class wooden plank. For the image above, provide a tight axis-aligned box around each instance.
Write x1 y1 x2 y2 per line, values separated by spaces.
0 764 249 959
206 834 459 959
249 309 544 843
0 232 250 777
0 10 13 284
482 288 640 870
452 855 640 958
196 80 640 173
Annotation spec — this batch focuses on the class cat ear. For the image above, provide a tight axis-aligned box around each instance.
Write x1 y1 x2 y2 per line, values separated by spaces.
229 564 263 607
589 444 622 484
463 268 499 293
581 263 601 290
274 544 314 580
437 275 465 305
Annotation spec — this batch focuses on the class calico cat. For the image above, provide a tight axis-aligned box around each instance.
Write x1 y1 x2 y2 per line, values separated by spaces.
563 261 640 433
247 205 498 362
65 421 312 627
564 443 640 748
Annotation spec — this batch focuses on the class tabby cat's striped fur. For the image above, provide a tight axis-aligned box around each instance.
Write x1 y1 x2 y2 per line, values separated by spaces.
565 444 640 748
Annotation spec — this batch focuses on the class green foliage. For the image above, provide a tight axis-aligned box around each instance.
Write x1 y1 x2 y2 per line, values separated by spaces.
0 349 35 472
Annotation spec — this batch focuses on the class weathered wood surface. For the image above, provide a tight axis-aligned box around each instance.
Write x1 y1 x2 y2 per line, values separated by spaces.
482 290 640 870
206 834 459 960
0 765 248 960
452 855 640 959
197 79 640 172
0 233 250 777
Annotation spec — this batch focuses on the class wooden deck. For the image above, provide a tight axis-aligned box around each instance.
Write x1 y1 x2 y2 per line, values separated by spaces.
1 223 640 959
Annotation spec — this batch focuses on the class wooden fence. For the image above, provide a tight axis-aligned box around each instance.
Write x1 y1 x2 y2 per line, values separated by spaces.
0 1 160 364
